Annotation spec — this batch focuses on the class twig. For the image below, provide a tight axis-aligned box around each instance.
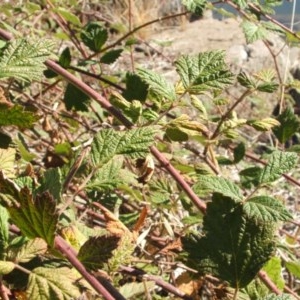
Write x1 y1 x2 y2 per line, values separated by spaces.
258 271 281 295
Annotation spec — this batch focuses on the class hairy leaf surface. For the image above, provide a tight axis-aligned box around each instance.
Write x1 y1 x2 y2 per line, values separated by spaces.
175 51 234 94
259 151 298 184
0 205 9 259
7 190 58 247
80 22 107 52
183 194 276 288
194 175 243 202
91 127 156 166
242 21 268 43
137 68 176 101
243 196 292 222
27 267 80 300
0 39 53 82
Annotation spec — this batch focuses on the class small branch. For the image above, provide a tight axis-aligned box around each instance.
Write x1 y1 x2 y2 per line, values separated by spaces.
0 279 10 300
258 271 281 295
119 265 193 300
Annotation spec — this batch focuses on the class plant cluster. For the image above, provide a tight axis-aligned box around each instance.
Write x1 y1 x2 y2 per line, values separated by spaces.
0 0 300 299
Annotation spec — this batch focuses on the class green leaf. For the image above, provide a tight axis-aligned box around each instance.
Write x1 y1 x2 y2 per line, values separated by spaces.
58 47 71 68
239 166 262 188
263 257 285 290
0 105 39 128
182 194 276 289
16 134 36 161
137 68 176 101
165 127 188 142
86 156 123 191
247 118 280 131
54 8 81 26
175 51 234 94
0 148 15 178
100 49 123 64
63 83 90 111
7 238 47 263
0 261 15 274
0 205 9 259
190 95 207 118
273 107 300 144
36 168 62 201
259 151 298 184
244 196 292 222
194 175 243 202
0 39 54 82
7 190 58 247
237 72 256 89
80 22 108 52
27 267 81 300
242 21 268 44
286 261 300 279
181 0 207 15
122 72 148 102
233 142 245 163
232 0 248 8
119 281 156 299
91 127 156 166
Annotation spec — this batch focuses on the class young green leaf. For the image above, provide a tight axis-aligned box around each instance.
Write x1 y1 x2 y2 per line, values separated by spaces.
259 150 298 184
100 48 123 64
273 107 300 144
58 47 71 68
36 168 62 201
0 148 16 178
175 50 234 94
285 261 300 279
233 142 246 163
0 205 9 259
7 238 47 263
7 190 58 247
0 39 54 82
86 156 124 191
27 267 81 300
243 196 292 222
91 127 156 166
0 105 39 128
247 118 280 131
0 261 15 275
63 83 90 111
263 257 285 291
237 72 256 89
119 281 156 299
54 8 81 26
80 22 108 52
181 0 207 15
137 68 176 101
194 175 243 202
242 21 268 43
182 194 276 289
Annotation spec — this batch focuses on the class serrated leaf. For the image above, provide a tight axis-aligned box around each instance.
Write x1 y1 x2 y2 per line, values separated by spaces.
0 205 9 258
167 114 209 137
257 82 279 93
54 8 81 26
7 238 47 263
175 51 234 94
0 105 39 128
248 118 280 131
194 175 243 202
16 134 36 161
237 72 256 89
190 95 207 118
36 168 62 201
243 196 292 222
80 22 108 52
240 166 262 188
122 72 148 102
0 261 15 274
259 151 298 184
273 107 300 144
285 261 300 279
63 83 90 111
27 267 81 300
262 294 293 300
0 39 54 82
137 68 176 101
91 127 156 166
0 148 15 178
100 48 123 64
182 194 276 288
86 156 124 191
263 257 285 290
7 190 58 247
58 47 71 68
119 281 156 299
181 0 207 15
242 21 268 44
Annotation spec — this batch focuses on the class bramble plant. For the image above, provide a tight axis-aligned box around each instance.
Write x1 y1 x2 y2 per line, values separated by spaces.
0 0 300 299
